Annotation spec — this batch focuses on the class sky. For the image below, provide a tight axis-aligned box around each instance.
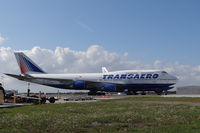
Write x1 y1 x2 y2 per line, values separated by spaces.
0 0 200 92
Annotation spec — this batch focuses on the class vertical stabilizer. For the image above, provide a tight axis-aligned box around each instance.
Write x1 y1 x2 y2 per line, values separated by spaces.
14 52 46 74
102 67 108 73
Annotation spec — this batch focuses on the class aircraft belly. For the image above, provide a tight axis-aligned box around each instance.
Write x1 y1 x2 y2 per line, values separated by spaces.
27 79 69 89
103 79 175 85
123 83 174 88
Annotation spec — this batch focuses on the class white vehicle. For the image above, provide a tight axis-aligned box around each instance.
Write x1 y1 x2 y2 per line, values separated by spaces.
5 52 178 95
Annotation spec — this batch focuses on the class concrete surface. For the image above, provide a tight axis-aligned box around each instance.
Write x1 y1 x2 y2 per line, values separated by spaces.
162 94 200 97
0 103 26 108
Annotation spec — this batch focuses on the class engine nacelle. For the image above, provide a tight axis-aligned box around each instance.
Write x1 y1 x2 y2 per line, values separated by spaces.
123 89 128 93
73 81 85 89
104 84 116 92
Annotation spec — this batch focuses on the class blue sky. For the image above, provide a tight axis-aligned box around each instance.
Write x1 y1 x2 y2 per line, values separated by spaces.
0 0 200 65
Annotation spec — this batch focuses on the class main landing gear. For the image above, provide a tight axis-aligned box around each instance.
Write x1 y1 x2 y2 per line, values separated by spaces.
154 88 163 95
126 90 138 95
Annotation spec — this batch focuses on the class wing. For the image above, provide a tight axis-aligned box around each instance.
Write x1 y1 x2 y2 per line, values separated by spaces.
5 73 123 90
5 73 74 86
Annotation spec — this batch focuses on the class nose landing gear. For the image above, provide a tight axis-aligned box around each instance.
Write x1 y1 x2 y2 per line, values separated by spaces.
154 88 163 95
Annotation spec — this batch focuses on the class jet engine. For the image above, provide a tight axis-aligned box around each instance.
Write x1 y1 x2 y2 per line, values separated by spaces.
104 84 116 92
123 89 128 93
73 81 85 89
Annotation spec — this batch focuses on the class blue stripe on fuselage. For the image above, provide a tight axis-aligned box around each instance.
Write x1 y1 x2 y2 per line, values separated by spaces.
116 83 174 92
22 56 45 73
123 83 174 88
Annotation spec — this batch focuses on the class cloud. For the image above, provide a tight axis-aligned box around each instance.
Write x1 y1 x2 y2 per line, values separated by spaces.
0 34 6 44
0 45 200 92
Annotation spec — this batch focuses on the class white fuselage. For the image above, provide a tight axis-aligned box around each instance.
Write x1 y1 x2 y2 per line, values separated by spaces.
26 70 178 92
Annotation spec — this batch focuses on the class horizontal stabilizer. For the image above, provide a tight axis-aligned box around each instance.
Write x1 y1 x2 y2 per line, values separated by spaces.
4 73 26 80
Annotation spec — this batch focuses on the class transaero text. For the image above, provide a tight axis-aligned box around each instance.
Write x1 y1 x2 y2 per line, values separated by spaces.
103 73 159 79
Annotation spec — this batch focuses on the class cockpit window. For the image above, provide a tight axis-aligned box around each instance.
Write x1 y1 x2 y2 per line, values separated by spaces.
161 71 167 74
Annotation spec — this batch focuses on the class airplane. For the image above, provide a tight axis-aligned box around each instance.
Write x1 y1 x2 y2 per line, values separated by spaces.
5 52 178 95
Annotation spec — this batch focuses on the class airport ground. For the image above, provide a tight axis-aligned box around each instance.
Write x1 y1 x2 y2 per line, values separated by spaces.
1 96 200 133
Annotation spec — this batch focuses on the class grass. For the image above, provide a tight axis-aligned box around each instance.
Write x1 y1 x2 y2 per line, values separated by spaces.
1 97 200 133
124 96 200 102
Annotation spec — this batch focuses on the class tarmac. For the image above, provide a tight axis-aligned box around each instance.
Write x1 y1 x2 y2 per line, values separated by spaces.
2 94 200 108
0 103 26 108
162 94 200 97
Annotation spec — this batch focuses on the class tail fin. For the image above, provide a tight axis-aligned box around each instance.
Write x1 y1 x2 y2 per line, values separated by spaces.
14 52 46 74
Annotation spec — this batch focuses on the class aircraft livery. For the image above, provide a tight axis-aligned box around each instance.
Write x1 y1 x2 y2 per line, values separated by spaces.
5 52 178 95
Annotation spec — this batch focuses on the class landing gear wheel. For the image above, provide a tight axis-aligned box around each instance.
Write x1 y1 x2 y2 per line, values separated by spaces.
141 91 146 95
127 91 133 95
49 97 55 103
127 91 138 95
88 91 97 95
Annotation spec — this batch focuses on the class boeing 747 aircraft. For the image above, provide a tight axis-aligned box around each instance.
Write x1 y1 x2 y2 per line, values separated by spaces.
5 52 178 95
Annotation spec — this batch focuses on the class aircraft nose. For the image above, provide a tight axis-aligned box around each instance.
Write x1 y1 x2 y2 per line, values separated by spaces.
171 75 178 82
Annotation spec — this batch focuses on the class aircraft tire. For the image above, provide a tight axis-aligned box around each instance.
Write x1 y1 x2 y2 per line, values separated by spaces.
141 92 146 95
156 91 163 95
88 91 97 95
49 97 55 103
127 91 138 95
155 88 163 95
